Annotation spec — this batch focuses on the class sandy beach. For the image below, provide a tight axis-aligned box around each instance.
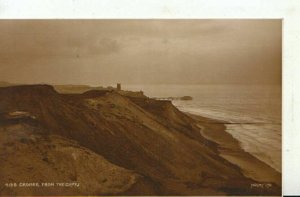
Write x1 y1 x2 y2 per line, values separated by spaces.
188 113 281 187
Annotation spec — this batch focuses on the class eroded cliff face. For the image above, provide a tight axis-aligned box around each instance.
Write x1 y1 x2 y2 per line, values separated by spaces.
0 85 281 195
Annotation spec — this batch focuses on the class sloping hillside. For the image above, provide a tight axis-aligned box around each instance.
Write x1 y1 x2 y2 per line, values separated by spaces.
0 116 155 196
0 85 281 195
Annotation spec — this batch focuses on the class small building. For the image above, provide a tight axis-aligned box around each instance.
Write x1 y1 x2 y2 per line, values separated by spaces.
117 83 121 91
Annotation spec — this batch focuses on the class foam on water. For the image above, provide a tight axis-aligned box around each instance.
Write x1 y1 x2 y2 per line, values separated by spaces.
176 106 281 172
226 124 281 172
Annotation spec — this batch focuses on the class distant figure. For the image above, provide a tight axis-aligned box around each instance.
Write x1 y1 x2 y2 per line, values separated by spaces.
117 83 121 91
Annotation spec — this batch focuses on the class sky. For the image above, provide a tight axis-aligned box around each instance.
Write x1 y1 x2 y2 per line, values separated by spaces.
0 19 281 85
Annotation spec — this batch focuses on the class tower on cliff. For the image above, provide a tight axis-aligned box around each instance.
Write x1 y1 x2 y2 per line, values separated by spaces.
117 83 121 91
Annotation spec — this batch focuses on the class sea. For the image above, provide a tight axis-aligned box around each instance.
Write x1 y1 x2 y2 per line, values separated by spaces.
124 84 282 173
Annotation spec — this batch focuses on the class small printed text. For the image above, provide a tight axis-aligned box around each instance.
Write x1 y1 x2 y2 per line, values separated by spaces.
4 182 80 188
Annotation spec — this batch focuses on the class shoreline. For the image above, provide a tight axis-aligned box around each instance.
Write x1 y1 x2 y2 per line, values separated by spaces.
186 112 281 186
0 84 282 196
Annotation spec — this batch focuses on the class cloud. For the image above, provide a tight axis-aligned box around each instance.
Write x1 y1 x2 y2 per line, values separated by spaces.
0 20 281 85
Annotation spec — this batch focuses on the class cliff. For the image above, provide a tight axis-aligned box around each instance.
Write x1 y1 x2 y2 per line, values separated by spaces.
0 85 281 196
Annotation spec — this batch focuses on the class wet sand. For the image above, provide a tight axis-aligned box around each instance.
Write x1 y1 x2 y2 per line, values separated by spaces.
188 113 281 187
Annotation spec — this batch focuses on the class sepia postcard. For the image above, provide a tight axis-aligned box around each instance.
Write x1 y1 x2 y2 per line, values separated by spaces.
0 19 283 196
